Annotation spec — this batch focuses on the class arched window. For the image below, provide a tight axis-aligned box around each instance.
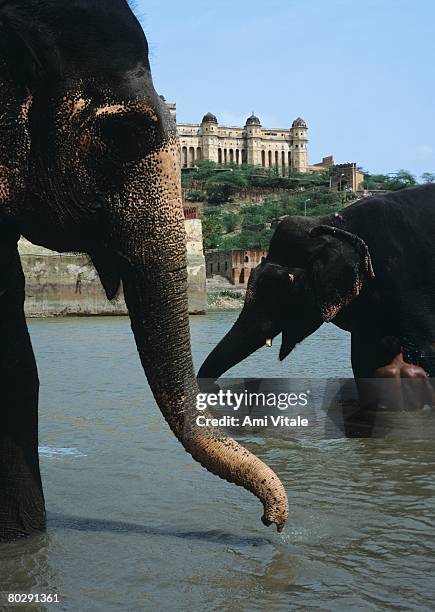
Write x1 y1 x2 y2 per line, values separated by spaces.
236 149 240 164
196 147 202 160
268 150 272 167
275 151 279 167
261 150 266 167
241 150 246 164
282 151 286 168
224 149 228 164
239 269 245 284
189 147 195 165
288 152 292 168
182 147 188 168
244 255 250 263
229 149 234 163
218 148 222 164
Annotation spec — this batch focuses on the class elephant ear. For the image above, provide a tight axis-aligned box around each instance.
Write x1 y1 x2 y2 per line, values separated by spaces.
309 225 375 322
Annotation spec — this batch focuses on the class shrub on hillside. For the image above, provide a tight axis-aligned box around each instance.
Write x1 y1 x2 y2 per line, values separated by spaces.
185 189 206 202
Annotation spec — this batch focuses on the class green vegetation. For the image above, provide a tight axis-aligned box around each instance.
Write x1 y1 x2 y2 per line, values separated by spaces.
202 210 224 249
218 290 245 300
202 189 349 250
186 162 433 251
220 227 274 251
182 161 330 202
362 169 418 190
207 290 244 310
193 163 351 250
421 172 435 184
184 189 206 202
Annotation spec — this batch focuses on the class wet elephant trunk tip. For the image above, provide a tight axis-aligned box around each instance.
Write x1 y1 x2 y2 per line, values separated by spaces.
181 430 289 532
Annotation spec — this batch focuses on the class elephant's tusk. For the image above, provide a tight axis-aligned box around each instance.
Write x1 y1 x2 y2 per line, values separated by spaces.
266 338 273 347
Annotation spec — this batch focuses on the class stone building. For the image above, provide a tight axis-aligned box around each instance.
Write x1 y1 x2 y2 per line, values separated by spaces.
168 101 364 191
310 158 365 192
206 249 268 286
177 108 309 174
330 163 365 193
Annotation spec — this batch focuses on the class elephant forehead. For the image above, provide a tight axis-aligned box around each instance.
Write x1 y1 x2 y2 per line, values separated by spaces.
62 96 160 123
95 102 159 122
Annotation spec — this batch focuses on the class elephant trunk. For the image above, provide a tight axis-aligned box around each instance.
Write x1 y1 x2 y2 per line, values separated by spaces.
121 249 288 531
198 311 272 381
118 143 288 531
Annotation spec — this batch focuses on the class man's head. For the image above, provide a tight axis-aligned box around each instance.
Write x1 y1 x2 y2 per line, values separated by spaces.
381 336 402 362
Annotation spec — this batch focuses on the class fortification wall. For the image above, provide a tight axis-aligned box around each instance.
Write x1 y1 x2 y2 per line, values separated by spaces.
19 219 207 317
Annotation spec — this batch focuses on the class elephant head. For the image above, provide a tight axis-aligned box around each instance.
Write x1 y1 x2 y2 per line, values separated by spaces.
199 215 374 379
0 0 288 536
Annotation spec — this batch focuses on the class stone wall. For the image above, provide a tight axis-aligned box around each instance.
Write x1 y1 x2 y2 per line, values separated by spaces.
184 219 207 314
205 248 267 286
19 219 207 317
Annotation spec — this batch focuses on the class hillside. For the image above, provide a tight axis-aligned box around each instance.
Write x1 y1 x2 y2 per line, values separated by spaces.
182 162 421 250
182 161 355 250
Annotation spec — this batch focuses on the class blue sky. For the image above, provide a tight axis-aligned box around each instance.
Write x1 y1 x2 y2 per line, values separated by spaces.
134 0 435 177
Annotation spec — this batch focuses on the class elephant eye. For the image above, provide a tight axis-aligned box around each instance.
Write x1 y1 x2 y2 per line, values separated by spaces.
95 109 163 163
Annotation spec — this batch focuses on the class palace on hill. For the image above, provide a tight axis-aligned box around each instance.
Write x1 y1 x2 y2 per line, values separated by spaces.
170 105 309 173
165 102 364 192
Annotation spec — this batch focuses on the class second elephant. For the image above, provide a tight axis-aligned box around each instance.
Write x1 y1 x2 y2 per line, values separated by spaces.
199 185 435 382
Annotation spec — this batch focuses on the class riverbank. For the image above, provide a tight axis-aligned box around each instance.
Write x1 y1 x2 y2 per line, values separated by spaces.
19 218 207 317
207 290 244 311
206 277 244 311
19 234 244 316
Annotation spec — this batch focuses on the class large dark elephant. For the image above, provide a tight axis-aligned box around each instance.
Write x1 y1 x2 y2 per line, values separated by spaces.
199 186 435 382
0 0 288 541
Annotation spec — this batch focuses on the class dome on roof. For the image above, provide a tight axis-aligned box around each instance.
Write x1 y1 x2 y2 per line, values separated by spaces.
292 117 307 128
201 112 218 124
245 113 261 126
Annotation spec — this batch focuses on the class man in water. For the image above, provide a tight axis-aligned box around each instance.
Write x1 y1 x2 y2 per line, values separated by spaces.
373 337 435 412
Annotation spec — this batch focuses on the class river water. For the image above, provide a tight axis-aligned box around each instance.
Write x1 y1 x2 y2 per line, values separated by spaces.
1 313 434 611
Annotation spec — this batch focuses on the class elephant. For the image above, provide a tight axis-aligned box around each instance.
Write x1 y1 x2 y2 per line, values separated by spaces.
0 0 288 541
199 185 435 390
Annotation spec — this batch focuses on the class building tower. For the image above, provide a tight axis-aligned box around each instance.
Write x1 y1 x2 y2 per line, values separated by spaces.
290 117 308 173
245 113 262 166
200 112 219 163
